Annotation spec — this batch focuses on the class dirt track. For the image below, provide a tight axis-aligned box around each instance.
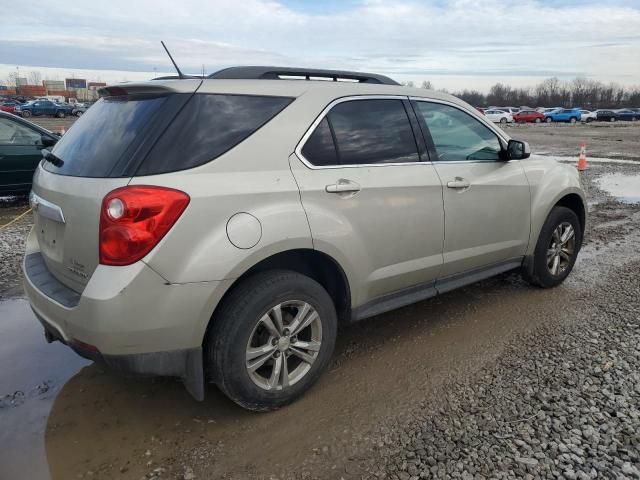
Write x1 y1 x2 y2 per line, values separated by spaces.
0 124 639 480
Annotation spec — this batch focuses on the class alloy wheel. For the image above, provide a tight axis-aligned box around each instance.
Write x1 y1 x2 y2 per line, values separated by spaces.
547 222 576 276
246 301 322 391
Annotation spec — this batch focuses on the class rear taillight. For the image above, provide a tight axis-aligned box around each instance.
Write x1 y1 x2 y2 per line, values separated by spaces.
99 186 190 266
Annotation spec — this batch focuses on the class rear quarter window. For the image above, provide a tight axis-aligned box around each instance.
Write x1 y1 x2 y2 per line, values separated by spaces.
46 95 170 177
136 94 293 175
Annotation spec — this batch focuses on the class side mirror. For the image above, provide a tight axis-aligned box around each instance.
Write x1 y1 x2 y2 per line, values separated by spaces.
506 139 531 160
41 135 58 148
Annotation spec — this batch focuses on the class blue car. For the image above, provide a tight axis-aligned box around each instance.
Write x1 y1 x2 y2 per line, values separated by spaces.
614 109 639 121
14 100 74 119
544 108 582 123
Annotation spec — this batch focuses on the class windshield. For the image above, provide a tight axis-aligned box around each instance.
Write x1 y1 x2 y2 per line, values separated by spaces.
45 95 168 177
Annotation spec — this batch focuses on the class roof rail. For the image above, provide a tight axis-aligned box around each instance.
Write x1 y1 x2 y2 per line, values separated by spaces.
207 66 400 85
152 75 204 80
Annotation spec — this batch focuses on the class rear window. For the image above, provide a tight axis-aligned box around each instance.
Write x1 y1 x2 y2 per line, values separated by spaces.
46 95 169 177
136 94 293 175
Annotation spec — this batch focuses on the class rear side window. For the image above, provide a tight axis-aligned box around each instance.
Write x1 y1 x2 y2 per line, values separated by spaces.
137 94 293 175
327 99 419 165
47 95 168 177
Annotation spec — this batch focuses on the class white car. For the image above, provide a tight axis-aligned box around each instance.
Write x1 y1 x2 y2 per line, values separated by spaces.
484 109 513 124
580 110 597 123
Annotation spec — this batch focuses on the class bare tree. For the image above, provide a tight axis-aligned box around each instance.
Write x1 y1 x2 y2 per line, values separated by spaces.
27 70 42 85
421 80 433 90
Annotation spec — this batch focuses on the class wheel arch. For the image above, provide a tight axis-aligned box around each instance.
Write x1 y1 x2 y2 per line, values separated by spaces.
205 248 352 337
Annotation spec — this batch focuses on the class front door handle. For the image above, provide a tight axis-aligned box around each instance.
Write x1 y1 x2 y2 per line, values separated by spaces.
326 179 361 194
447 177 470 189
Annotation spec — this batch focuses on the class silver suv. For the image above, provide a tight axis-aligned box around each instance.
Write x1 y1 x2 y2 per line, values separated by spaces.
23 67 585 410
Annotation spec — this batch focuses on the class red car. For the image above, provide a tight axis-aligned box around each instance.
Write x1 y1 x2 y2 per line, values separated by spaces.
513 110 545 123
0 101 20 114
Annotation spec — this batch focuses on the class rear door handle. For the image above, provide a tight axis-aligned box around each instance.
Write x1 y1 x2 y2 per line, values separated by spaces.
325 179 361 194
447 178 470 189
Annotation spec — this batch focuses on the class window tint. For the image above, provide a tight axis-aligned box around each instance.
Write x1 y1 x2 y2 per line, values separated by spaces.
301 117 338 166
47 95 168 177
138 94 293 175
0 118 42 145
415 102 502 161
325 99 419 165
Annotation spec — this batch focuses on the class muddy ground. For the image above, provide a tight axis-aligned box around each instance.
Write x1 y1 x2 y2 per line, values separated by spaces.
0 124 639 480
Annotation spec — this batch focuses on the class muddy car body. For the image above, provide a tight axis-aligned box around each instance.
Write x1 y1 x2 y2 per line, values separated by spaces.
23 67 586 410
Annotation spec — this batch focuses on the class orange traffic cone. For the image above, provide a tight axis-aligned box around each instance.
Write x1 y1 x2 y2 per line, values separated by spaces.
578 143 587 171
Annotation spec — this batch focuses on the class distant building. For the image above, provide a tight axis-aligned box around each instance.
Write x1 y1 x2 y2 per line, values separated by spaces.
88 82 107 90
16 77 28 86
65 78 87 90
43 79 65 91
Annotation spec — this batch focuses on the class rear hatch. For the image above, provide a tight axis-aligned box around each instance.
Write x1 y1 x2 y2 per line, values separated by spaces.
31 80 201 292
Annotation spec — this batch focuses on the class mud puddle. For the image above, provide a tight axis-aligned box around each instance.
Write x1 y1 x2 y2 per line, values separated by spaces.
595 173 640 204
0 299 90 479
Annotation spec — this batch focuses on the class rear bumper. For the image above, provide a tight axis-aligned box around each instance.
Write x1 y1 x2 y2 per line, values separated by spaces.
34 309 205 399
23 238 228 400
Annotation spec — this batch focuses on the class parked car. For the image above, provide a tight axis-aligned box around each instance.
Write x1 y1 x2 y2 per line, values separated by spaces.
580 110 597 123
1 100 22 114
614 109 639 121
0 111 59 195
596 110 618 122
513 110 546 123
72 104 88 116
15 100 74 118
544 108 582 123
23 67 585 410
496 106 520 115
484 109 513 124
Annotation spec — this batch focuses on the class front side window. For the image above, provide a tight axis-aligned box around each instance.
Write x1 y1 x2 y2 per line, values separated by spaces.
414 102 503 161
0 118 42 145
301 98 419 166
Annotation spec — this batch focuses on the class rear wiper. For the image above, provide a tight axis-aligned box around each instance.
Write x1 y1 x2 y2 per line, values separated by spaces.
42 149 64 167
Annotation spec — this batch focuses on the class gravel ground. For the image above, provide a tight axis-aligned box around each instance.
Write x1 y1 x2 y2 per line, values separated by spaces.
357 260 640 480
0 199 31 299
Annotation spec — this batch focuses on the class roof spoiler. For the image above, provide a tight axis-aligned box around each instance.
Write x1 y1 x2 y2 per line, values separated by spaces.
208 66 400 85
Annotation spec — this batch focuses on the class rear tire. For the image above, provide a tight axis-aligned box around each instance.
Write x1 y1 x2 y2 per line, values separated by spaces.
207 270 337 411
610 117 616 122
56 111 65 118
21 110 31 118
500 117 507 124
535 118 541 123
546 117 553 123
570 117 577 124
522 206 582 288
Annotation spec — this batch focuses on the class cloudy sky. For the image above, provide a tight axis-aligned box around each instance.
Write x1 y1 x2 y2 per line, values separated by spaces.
1 0 640 91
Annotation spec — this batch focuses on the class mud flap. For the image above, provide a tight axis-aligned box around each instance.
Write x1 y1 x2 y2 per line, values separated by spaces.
183 348 205 401
101 347 206 401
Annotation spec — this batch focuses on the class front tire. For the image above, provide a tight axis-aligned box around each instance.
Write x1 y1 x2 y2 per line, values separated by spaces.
546 117 553 123
21 110 31 118
500 117 507 124
207 270 337 411
535 118 541 123
56 111 65 118
522 206 582 288
570 117 577 124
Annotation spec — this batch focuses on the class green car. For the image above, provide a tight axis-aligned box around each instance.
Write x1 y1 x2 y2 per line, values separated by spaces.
0 111 59 195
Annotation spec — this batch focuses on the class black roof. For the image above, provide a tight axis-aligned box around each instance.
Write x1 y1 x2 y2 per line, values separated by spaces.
207 66 400 85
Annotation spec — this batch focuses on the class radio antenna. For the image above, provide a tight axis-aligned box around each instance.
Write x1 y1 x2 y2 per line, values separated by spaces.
161 41 185 79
